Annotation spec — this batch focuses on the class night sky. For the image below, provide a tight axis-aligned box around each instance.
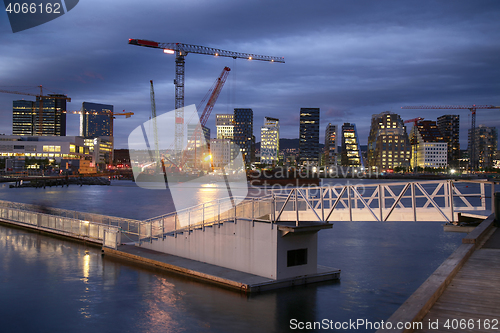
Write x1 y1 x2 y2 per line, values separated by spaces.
1 0 499 149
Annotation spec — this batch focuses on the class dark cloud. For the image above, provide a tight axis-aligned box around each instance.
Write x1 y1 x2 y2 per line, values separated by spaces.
1 0 499 148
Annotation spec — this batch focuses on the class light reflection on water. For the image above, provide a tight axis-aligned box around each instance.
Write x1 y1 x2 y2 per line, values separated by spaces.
0 180 466 332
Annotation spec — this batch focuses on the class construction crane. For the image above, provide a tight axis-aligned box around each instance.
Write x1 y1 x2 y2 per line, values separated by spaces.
157 67 231 173
150 80 160 164
128 38 285 157
181 66 231 170
0 85 71 135
404 117 424 172
402 105 500 171
64 110 134 137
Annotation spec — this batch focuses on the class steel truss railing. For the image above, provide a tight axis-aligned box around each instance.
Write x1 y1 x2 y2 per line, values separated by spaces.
270 179 496 224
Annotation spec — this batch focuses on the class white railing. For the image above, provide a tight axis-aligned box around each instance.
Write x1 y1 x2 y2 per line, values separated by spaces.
0 206 121 249
270 179 496 224
141 195 275 241
0 200 141 243
1 179 495 245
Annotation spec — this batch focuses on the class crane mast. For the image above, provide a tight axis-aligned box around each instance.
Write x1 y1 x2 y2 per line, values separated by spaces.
128 39 284 158
150 80 160 164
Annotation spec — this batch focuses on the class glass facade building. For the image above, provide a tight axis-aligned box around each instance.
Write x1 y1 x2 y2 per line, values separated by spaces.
260 117 280 165
12 100 35 136
468 125 498 170
80 102 113 137
298 108 320 165
437 115 460 168
324 123 337 166
233 108 254 165
341 123 362 167
367 112 411 172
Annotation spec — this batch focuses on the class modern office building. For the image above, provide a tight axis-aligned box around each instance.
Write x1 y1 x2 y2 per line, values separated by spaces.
80 102 113 137
437 115 460 168
12 100 35 136
34 94 67 136
0 135 92 162
468 125 498 170
367 112 411 172
13 94 67 136
409 120 447 169
80 102 114 167
341 123 362 167
233 108 254 165
83 137 113 170
324 123 337 166
298 108 320 166
260 117 280 165
216 114 234 139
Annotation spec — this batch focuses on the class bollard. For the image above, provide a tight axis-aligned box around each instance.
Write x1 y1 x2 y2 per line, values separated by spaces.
495 192 500 227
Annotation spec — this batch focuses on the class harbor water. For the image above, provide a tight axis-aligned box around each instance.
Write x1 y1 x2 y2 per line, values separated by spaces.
0 180 465 332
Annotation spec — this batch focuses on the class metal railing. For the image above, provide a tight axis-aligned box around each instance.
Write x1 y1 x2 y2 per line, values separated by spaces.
270 179 496 224
0 205 121 249
1 179 495 246
0 200 142 243
141 195 275 241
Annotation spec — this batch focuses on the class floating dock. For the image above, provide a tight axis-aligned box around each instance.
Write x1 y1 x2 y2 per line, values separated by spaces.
103 244 340 292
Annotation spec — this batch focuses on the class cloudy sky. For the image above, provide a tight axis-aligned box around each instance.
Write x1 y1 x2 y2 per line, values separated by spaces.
1 0 499 149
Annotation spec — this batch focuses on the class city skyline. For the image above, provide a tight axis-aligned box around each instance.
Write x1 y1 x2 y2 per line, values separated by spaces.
1 1 499 148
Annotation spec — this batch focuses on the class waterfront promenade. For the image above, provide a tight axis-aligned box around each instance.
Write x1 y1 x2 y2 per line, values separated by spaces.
379 215 500 333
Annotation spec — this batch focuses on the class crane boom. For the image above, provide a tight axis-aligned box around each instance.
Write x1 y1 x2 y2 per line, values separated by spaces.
0 86 71 135
129 39 285 63
402 105 499 110
128 38 284 159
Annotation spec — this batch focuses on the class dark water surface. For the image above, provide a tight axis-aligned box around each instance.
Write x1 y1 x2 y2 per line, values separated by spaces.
0 180 464 332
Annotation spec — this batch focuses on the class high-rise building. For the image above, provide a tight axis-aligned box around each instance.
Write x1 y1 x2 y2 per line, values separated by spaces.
410 120 447 169
34 94 67 136
298 108 320 165
468 125 498 170
80 102 113 137
437 115 460 168
324 123 337 166
12 100 35 136
233 108 254 165
13 95 67 136
260 117 279 165
341 123 362 167
367 112 411 172
216 114 234 139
